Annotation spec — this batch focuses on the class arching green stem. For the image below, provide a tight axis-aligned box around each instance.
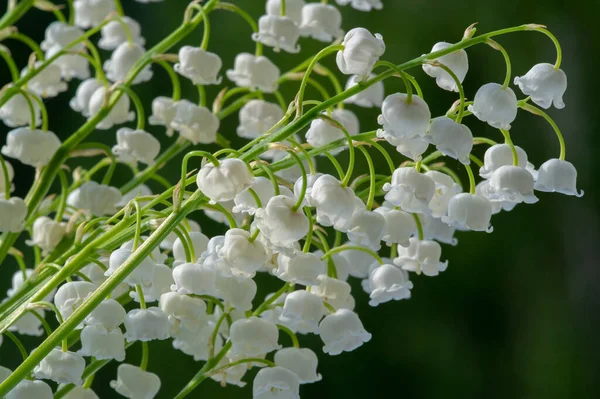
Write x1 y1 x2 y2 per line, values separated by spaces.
464 163 476 194
3 331 28 361
216 2 262 55
429 61 465 123
154 60 181 100
321 244 384 265
29 93 48 131
55 169 69 221
357 146 377 210
179 151 219 209
0 47 19 81
287 150 307 212
7 32 44 60
115 85 145 130
374 60 415 102
486 39 512 89
277 324 300 347
499 129 518 165
520 103 566 160
0 154 11 200
412 213 424 240
535 27 562 68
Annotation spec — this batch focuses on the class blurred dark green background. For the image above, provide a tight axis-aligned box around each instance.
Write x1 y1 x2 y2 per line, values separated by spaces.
1 0 599 398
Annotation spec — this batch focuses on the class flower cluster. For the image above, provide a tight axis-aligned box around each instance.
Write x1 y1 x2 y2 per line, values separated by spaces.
0 0 582 398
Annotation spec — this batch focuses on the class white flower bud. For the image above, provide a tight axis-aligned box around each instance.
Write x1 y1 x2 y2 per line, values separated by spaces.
148 96 177 132
280 290 326 334
347 209 385 250
21 62 67 98
70 79 104 116
253 367 300 399
311 174 362 231
442 193 494 232
84 299 126 330
425 170 462 218
253 15 301 53
112 128 160 165
124 307 170 342
104 42 153 84
74 0 115 28
172 262 217 296
468 83 518 130
159 292 207 333
6 380 53 399
237 100 284 139
485 165 538 204
377 93 431 141
383 167 436 213
230 317 281 357
219 228 269 277
110 364 161 399
33 348 85 385
255 195 309 247
305 109 359 155
427 116 473 164
67 181 122 216
299 4 344 42
0 197 28 233
88 86 134 130
62 387 99 399
367 263 413 306
79 325 126 361
99 17 145 50
394 237 448 276
0 91 41 127
479 144 531 178
336 28 385 79
422 42 469 92
319 309 371 355
2 128 61 167
196 158 253 203
275 251 323 286
215 274 257 311
344 74 384 108
311 274 352 310
226 53 280 93
514 63 566 109
54 281 97 320
174 46 222 85
266 0 305 25
275 347 322 384
27 216 65 254
336 0 383 11
169 99 219 144
534 158 583 197
373 205 416 247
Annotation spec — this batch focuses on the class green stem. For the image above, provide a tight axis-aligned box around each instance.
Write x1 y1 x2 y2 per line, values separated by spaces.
321 245 384 265
302 207 314 253
430 61 465 123
155 60 181 100
55 169 68 221
280 0 286 15
0 154 11 200
0 47 19 81
179 151 220 209
464 163 476 194
520 103 566 160
7 32 44 60
535 27 562 68
412 213 424 240
473 137 498 146
486 39 512 89
3 331 28 361
357 146 376 210
287 151 307 212
374 60 414 102
253 283 291 316
197 84 206 107
276 324 299 347
0 0 34 30
500 129 518 165
318 114 355 186
216 2 262 56
18 89 37 130
115 85 145 130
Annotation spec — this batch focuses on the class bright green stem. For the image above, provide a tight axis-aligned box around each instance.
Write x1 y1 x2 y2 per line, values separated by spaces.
115 85 145 130
318 114 355 186
431 61 465 123
131 201 142 250
280 0 286 15
374 60 414 102
140 342 149 370
535 27 562 68
520 103 566 160
469 154 484 168
155 60 181 100
216 2 262 56
0 47 19 81
277 324 299 347
7 32 44 60
321 245 384 265
500 129 519 165
29 93 48 131
464 163 476 194
287 138 316 175
0 0 34 30
67 0 75 25
473 137 498 146
412 213 424 240
55 169 68 221
209 309 229 360
18 89 37 130
368 139 396 174
196 5 211 49
357 146 376 210
302 207 314 253
253 283 291 316
0 154 11 200
487 39 512 89
3 331 28 361
114 0 125 16
197 84 206 107
287 150 307 212
115 15 134 44
85 40 108 84
247 187 263 209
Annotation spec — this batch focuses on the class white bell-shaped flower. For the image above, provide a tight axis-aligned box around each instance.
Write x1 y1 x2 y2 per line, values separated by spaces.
0 197 27 233
421 213 458 245
319 309 371 355
70 79 104 116
67 181 122 216
237 100 284 139
87 86 134 129
336 0 383 11
427 116 473 164
110 364 161 399
311 174 362 231
280 290 326 334
84 298 126 330
311 274 352 310
54 281 97 320
172 262 217 296
367 263 413 306
230 317 281 356
41 21 85 51
46 42 90 80
215 274 257 311
33 348 85 385
174 46 222 85
0 159 14 194
148 96 177 132
306 109 359 154
514 63 567 109
299 3 344 42
475 180 515 215
468 83 518 130
169 99 219 144
335 243 375 278
253 367 300 399
275 251 323 286
442 193 494 232
6 380 53 399
479 144 531 179
0 90 41 127
425 170 462 218
2 128 61 167
73 0 115 28
219 228 269 277
105 247 156 285
266 0 305 25
346 209 385 250
535 158 583 196
209 355 249 387
255 195 309 247
344 73 384 107
377 93 431 142
422 42 469 92
159 292 207 333
9 310 45 336
99 17 145 50
62 387 99 399
383 167 436 213
104 42 153 84
336 27 385 79
196 158 253 203
226 53 280 93
28 216 65 255
124 307 170 342
173 231 209 265
389 135 429 161
275 348 322 384
486 165 538 204
253 15 301 53
79 325 126 361
112 128 160 165
21 62 67 98
172 320 221 361
130 264 173 304
394 237 448 276
233 176 285 215
293 173 323 207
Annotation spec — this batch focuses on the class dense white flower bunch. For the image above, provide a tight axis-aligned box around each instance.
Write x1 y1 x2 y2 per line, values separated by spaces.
0 1 582 399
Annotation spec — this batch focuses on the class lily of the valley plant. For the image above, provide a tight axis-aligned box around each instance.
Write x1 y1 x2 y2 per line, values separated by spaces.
0 0 582 398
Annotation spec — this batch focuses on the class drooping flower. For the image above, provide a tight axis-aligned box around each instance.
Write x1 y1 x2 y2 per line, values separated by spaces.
534 158 583 196
99 17 145 50
274 348 322 384
112 128 160 165
377 93 431 142
442 193 494 232
319 309 372 355
305 109 359 154
367 263 413 306
104 42 153 84
336 28 385 79
280 290 327 334
226 53 280 93
237 100 284 139
422 42 469 92
335 0 383 12
485 165 539 204
394 237 448 277
382 167 436 214
27 216 66 255
253 15 301 53
253 367 300 399
87 86 135 130
427 116 473 164
1 128 61 167
514 63 567 109
33 348 85 385
229 317 281 357
174 46 222 85
196 158 254 203
468 83 518 130
0 197 27 233
344 74 384 107
169 100 220 144
110 364 161 399
67 181 123 216
299 3 344 42
255 195 309 248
